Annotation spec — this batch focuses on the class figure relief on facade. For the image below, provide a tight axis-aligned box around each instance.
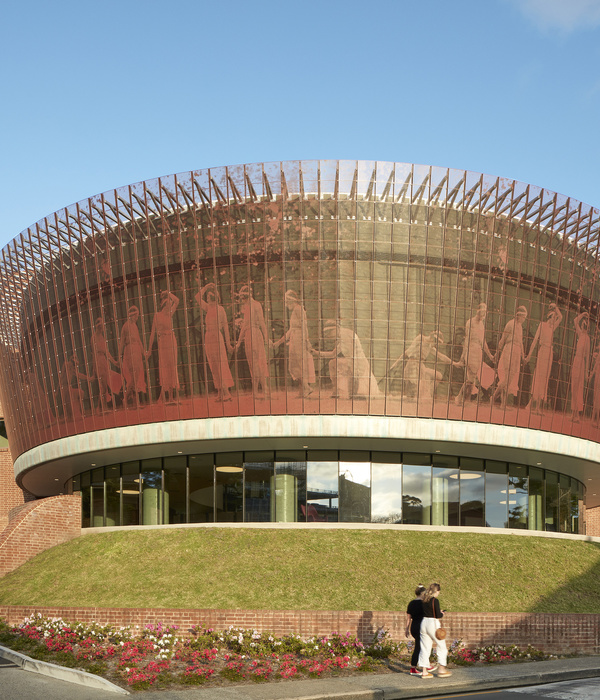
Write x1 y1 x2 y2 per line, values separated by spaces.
196 282 234 402
390 330 455 401
526 303 563 414
454 303 495 405
234 285 270 398
147 290 181 405
492 306 528 410
272 290 316 398
91 317 122 414
312 320 381 400
119 305 147 408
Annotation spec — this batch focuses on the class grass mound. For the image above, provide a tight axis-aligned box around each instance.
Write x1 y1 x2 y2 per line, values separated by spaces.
1 529 599 612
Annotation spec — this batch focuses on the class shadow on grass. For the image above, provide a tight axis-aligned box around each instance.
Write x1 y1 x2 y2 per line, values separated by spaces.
474 543 600 653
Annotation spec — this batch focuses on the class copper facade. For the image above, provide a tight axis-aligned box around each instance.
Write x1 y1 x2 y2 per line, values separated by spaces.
1 161 600 462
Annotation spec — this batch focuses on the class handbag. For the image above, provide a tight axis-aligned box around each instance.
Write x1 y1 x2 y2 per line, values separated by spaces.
433 600 446 640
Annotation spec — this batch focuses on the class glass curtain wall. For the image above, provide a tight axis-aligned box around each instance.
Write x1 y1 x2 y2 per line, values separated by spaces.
70 451 584 533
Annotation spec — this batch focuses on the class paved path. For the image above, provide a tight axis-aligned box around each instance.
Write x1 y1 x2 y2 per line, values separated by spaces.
1 652 600 700
0 656 121 700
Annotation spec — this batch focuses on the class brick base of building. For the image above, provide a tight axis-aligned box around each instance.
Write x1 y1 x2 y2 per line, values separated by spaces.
585 505 600 537
0 606 597 655
0 495 81 577
0 448 33 532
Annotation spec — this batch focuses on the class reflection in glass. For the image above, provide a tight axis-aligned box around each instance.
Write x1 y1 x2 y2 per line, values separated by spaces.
432 468 459 526
458 458 484 527
105 464 120 526
80 470 91 528
274 451 306 522
339 457 371 523
69 451 583 533
141 458 163 525
545 471 559 532
559 474 570 533
189 455 214 522
432 455 459 526
371 462 402 524
528 467 544 531
216 453 243 522
121 461 140 526
306 451 338 522
91 467 105 527
509 464 528 529
485 462 508 528
164 456 187 524
402 460 431 525
244 452 274 522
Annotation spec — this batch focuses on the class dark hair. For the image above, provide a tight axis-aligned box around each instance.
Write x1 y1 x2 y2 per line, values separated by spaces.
422 582 441 603
415 584 426 597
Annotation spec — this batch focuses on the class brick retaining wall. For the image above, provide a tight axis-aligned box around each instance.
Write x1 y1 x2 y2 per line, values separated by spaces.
0 606 597 654
586 505 600 537
0 495 81 576
0 449 26 532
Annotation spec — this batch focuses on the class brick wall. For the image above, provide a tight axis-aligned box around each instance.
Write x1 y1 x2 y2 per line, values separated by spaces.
0 449 26 532
0 606 597 654
585 506 600 537
0 495 81 576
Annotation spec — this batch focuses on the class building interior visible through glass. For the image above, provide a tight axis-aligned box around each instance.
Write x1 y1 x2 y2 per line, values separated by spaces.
71 452 583 533
1 161 598 532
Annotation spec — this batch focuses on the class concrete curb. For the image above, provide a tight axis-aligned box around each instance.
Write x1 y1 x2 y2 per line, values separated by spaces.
0 643 129 695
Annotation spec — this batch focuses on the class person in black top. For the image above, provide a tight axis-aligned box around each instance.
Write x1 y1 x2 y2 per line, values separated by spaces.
405 584 426 675
418 583 452 678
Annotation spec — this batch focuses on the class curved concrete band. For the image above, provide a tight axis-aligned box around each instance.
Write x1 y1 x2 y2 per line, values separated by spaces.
14 414 600 496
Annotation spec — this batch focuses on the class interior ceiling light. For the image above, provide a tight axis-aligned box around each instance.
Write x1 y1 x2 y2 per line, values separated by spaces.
216 465 243 473
449 473 482 479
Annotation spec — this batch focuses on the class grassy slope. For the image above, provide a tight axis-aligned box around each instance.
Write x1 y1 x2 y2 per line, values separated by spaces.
1 529 599 613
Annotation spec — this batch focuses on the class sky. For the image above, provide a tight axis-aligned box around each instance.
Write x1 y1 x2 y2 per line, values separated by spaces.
1 0 599 250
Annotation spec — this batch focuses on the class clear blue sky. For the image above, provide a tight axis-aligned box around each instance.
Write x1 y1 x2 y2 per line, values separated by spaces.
1 0 599 249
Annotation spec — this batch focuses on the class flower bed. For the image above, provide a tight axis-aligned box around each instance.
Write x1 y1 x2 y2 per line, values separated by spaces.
0 614 555 691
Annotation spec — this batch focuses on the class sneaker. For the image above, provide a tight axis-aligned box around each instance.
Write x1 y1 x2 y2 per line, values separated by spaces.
409 668 421 676
427 665 438 672
437 670 453 677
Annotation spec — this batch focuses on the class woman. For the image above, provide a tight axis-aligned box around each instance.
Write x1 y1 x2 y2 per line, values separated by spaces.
418 583 452 678
196 282 234 401
235 285 269 396
405 584 426 676
571 312 590 423
273 289 315 397
119 305 147 407
526 303 563 414
147 290 180 404
60 354 90 421
492 306 527 409
92 317 121 413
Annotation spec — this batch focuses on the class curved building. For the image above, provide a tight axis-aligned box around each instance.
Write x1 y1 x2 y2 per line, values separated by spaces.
0 160 599 532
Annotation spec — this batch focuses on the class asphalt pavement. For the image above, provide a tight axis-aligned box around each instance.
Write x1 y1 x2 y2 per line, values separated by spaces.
1 646 599 700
